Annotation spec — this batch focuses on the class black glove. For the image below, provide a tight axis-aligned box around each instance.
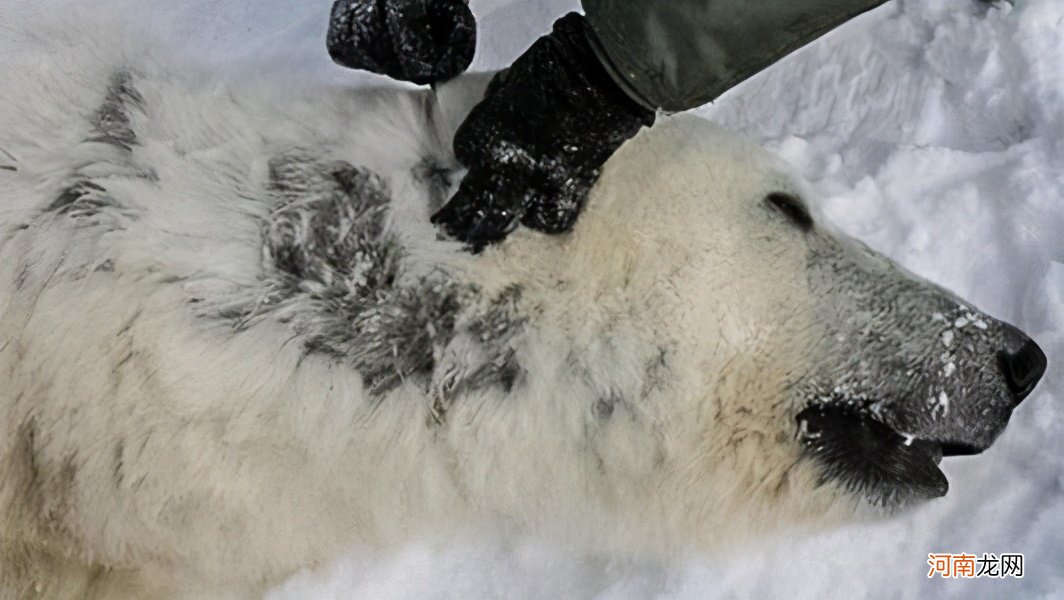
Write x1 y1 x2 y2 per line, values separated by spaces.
431 13 655 249
327 0 476 86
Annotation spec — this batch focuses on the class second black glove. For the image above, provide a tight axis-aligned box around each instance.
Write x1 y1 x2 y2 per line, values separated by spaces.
431 13 655 249
327 0 476 86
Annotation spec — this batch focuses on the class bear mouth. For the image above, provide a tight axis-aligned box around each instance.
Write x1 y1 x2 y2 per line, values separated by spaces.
795 404 984 508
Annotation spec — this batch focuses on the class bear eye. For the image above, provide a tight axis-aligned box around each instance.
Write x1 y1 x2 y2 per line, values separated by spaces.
765 192 813 231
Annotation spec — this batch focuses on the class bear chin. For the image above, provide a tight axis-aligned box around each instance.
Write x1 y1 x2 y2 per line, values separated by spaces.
796 404 950 510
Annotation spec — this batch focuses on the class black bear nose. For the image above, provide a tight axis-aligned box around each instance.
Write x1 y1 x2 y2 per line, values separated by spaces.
999 333 1047 404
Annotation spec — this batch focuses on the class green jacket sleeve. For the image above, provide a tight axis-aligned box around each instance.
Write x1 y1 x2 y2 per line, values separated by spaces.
582 0 892 112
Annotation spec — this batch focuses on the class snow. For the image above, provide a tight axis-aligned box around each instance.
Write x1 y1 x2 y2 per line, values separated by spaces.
942 330 957 347
936 391 951 418
5 0 1062 597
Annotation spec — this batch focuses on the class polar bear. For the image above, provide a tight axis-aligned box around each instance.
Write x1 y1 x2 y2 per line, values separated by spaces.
0 18 1046 600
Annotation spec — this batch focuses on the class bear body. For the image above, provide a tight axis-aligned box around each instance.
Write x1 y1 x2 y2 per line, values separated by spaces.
0 15 1041 600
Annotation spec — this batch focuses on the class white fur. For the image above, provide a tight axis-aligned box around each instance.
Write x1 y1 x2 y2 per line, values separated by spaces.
0 14 876 600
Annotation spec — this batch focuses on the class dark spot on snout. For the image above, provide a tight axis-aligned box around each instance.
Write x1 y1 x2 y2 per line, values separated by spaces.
998 325 1047 405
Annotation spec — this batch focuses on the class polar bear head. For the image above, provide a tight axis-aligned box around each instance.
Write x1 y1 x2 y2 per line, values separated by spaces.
474 114 1045 547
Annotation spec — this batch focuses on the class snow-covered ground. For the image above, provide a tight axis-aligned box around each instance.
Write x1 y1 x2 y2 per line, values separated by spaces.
5 0 1062 598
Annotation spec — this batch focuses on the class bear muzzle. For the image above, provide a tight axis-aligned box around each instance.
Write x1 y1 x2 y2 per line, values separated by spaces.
795 319 1046 508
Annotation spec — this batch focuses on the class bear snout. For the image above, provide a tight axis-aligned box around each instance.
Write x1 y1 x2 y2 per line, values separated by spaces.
998 325 1047 404
795 306 1047 507
905 319 1048 454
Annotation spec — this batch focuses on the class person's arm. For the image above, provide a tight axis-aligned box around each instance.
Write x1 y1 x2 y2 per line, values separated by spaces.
428 1 896 246
583 0 892 112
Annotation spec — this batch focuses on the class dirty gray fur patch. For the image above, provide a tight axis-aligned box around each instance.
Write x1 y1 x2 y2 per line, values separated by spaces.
88 71 144 151
0 143 17 171
593 396 617 420
213 152 526 410
413 157 459 212
40 72 146 223
113 440 124 488
460 284 525 392
429 284 527 423
14 418 77 535
0 144 15 171
46 181 118 219
641 348 670 400
15 419 42 505
262 153 472 396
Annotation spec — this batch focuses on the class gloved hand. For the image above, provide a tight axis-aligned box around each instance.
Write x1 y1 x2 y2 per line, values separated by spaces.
327 0 476 86
431 13 655 249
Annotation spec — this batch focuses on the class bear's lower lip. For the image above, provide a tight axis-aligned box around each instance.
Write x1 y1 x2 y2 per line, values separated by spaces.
796 404 950 507
939 441 984 457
